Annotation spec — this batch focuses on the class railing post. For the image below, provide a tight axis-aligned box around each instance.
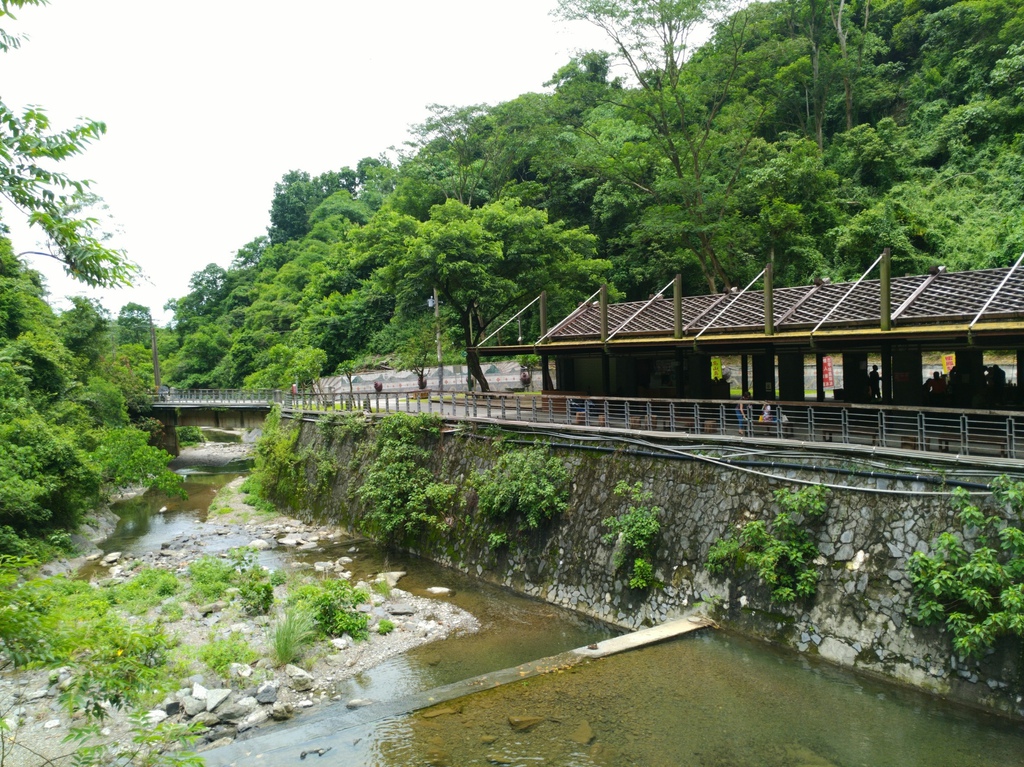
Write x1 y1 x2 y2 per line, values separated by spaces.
841 409 850 443
515 396 521 421
961 414 969 454
531 396 537 423
669 402 676 432
624 401 631 429
719 403 726 435
1009 417 1016 459
917 412 926 452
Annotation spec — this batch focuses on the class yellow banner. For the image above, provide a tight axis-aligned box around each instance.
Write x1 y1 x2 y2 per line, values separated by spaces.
942 354 955 374
711 357 723 380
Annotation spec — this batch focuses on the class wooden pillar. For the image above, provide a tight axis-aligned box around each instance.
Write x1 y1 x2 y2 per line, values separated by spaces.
673 274 683 339
599 284 608 343
601 353 611 396
539 290 548 340
741 353 749 395
880 247 892 332
541 352 553 390
764 263 775 337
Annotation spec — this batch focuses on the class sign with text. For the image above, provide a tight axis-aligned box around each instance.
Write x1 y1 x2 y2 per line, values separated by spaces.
942 354 956 374
822 356 834 388
711 356 723 380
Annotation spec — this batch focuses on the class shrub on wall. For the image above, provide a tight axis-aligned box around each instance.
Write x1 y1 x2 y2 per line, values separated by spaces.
357 413 457 540
476 445 570 534
908 476 1024 658
706 485 830 604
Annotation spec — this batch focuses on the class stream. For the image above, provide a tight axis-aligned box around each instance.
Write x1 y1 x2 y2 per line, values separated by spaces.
101 437 1024 766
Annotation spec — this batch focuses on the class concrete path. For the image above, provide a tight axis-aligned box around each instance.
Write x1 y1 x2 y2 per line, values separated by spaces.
203 616 714 766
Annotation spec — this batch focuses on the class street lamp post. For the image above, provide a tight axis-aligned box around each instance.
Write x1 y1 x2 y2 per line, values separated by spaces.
429 289 444 394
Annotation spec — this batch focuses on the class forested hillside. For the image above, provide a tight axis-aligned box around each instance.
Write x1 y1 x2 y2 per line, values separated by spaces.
158 0 1022 392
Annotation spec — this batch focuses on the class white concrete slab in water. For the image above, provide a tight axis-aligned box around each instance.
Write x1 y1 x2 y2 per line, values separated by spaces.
571 616 715 659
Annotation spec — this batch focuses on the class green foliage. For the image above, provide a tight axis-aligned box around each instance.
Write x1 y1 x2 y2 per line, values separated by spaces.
476 446 570 530
908 477 1024 658
706 486 831 604
289 578 370 641
250 405 304 507
187 555 238 603
95 427 185 498
357 413 457 540
239 575 274 616
602 481 662 589
270 608 317 666
197 634 258 677
377 619 395 635
68 716 204 767
487 531 509 550
176 426 205 446
105 567 181 615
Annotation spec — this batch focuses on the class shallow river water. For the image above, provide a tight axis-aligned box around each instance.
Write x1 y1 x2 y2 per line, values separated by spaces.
103 455 1024 766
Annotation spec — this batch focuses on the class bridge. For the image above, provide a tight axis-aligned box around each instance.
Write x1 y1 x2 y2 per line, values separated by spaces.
151 388 1024 470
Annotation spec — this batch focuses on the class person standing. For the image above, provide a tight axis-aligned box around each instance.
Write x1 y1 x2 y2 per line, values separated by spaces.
869 365 881 400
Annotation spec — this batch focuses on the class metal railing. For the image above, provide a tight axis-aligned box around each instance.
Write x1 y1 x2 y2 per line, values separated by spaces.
153 389 1024 464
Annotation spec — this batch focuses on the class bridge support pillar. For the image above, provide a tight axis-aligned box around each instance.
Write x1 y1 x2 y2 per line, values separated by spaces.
155 409 180 456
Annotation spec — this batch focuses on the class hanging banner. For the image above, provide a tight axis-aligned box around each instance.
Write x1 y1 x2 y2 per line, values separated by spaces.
822 356 834 388
942 354 956 374
711 356 723 380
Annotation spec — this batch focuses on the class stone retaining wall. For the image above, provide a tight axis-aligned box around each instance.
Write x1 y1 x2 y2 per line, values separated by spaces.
288 417 1023 718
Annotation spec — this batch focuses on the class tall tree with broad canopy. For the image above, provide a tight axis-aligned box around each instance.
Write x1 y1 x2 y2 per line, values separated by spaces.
555 0 774 293
380 198 608 391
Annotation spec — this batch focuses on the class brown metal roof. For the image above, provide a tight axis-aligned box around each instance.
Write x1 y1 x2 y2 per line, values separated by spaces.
546 266 1024 341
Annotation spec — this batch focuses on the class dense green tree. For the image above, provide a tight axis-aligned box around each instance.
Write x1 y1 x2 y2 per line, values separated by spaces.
114 302 153 346
380 198 607 390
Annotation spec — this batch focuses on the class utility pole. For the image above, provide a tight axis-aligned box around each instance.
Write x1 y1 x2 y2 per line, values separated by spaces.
150 321 162 391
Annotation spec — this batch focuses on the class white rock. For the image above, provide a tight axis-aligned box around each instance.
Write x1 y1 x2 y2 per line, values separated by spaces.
43 720 61 729
206 688 232 712
101 551 121 565
145 709 168 725
192 683 208 700
426 587 452 596
346 698 373 709
248 539 270 550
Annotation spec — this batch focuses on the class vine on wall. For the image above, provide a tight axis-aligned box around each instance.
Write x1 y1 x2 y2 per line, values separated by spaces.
602 481 662 590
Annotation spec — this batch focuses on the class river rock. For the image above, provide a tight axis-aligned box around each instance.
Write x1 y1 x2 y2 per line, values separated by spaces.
277 535 305 547
346 698 373 709
426 586 452 596
145 709 168 725
248 539 270 550
216 700 256 723
237 707 269 733
508 715 544 731
198 601 228 616
255 680 279 704
182 695 206 717
206 688 232 712
269 701 294 720
379 571 407 587
387 603 416 616
191 683 209 700
198 736 235 752
285 664 314 692
101 551 121 565
569 720 595 744
191 711 221 728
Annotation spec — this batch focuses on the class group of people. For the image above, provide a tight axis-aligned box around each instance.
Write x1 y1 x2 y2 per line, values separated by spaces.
923 363 1009 407
735 391 774 435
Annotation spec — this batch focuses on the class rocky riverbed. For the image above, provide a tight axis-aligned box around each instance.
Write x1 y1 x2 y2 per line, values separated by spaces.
0 447 479 766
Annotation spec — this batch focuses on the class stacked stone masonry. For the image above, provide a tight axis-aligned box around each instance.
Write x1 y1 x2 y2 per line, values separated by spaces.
287 418 1023 719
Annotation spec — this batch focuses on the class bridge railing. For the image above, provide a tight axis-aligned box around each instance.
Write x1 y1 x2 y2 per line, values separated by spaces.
154 388 1023 462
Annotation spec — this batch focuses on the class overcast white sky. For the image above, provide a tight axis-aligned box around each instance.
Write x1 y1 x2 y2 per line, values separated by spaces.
2 0 609 323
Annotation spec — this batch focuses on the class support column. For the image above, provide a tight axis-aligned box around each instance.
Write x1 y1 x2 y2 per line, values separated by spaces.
778 352 805 402
815 353 826 402
688 353 712 399
673 274 683 339
741 354 749 396
541 352 553 391
752 347 776 400
675 348 686 398
599 285 608 343
892 347 922 406
881 341 893 405
601 353 611 396
842 351 869 403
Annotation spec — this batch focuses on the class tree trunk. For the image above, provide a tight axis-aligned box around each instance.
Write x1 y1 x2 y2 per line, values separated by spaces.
467 347 489 392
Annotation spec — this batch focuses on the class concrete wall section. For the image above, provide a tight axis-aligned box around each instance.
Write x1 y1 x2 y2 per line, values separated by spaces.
291 419 1023 719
